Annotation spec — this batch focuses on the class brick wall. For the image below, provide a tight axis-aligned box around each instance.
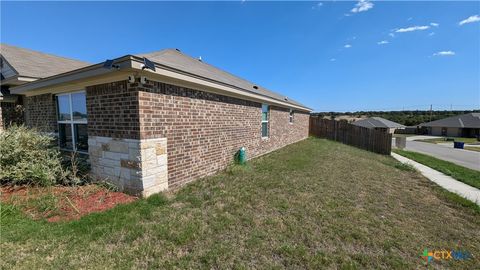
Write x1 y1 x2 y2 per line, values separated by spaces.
33 79 308 192
24 94 57 133
0 102 3 132
132 80 309 189
1 100 25 129
86 81 141 139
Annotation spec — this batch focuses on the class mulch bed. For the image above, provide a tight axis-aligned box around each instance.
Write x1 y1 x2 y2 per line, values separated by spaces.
0 184 137 222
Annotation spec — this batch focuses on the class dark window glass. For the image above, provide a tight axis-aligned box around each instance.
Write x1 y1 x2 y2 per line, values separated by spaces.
289 110 294 123
262 112 268 121
59 124 73 150
57 95 71 121
261 104 269 137
261 122 268 137
71 92 87 121
74 124 88 152
262 104 269 121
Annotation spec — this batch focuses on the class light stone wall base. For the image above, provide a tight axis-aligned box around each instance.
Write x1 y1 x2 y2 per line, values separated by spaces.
88 136 168 197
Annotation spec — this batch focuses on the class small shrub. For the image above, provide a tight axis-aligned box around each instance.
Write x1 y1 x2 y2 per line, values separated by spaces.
0 125 87 186
96 180 119 192
60 152 91 186
0 126 64 186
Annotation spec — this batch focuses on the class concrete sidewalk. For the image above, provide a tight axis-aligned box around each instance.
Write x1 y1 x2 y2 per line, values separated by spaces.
391 152 480 206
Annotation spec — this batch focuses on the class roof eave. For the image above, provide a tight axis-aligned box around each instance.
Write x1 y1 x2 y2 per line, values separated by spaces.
129 55 312 112
1 75 39 86
11 54 311 112
10 55 136 95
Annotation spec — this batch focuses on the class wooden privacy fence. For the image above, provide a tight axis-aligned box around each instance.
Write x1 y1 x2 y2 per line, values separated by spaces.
309 117 392 155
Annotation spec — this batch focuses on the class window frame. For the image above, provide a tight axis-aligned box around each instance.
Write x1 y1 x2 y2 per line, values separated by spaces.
56 91 88 153
289 109 294 124
261 104 269 139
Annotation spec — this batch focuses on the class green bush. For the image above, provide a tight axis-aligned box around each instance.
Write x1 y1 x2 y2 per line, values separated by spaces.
0 125 82 186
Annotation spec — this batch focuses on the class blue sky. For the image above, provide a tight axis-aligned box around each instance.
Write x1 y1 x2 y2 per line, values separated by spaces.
1 1 479 112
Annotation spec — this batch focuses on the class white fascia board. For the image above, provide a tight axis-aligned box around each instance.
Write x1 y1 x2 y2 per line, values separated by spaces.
1 75 38 86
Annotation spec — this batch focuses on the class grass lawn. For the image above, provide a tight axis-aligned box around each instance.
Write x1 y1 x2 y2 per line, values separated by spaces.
465 146 480 153
393 148 480 189
417 137 479 144
1 138 479 269
392 134 415 138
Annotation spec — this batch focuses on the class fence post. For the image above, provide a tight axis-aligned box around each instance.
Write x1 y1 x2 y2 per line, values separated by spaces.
334 120 337 141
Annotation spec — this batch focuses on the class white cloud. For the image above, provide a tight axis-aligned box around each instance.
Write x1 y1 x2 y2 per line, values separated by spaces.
428 32 435 36
433 51 455 56
377 40 389 45
459 15 480 26
330 58 336 62
430 22 439 27
407 17 413 21
312 2 323 9
344 44 352 48
395 25 430 33
388 33 395 38
351 0 374 13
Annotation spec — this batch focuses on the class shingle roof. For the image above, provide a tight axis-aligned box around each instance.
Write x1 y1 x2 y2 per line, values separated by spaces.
0 43 90 79
352 117 405 129
137 49 307 109
420 113 480 128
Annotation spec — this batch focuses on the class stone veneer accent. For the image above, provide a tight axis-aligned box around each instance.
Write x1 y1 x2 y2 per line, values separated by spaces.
88 136 168 197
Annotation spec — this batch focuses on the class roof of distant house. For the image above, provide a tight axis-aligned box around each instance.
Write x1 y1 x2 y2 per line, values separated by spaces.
0 43 90 79
420 113 480 128
352 117 405 129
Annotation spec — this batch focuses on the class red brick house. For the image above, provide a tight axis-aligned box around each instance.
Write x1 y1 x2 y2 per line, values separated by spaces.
1 44 311 196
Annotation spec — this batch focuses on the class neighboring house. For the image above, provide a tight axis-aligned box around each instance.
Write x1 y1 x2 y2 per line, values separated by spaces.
0 44 90 131
352 117 405 133
420 113 480 137
3 44 311 196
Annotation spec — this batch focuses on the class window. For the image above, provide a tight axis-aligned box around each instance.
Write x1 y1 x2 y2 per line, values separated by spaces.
289 109 294 124
261 104 269 138
56 92 88 152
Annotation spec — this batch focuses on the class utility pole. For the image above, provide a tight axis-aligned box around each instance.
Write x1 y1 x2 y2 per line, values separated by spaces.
429 104 433 121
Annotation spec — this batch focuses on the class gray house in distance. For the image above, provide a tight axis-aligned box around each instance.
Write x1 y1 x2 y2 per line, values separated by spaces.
420 113 480 137
352 117 405 133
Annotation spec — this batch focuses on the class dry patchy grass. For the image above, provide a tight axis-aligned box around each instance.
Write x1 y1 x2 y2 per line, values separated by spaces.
1 138 479 269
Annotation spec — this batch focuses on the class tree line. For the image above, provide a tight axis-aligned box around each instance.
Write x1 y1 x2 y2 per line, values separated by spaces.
311 110 480 126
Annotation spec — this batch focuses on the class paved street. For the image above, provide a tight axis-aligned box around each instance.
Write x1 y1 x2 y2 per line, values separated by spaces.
405 140 480 171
